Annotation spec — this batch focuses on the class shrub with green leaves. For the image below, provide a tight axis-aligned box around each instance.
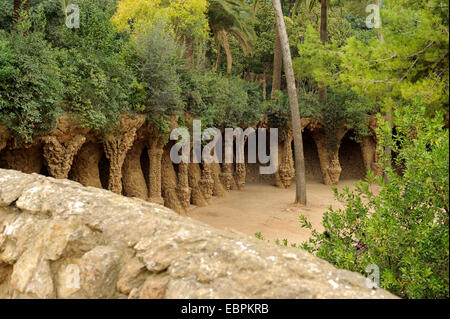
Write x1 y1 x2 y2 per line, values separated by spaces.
300 105 449 298
180 68 265 129
131 23 184 132
0 27 63 142
265 87 375 140
57 0 135 133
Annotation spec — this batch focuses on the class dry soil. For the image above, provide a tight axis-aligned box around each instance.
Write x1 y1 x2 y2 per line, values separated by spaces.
188 179 362 245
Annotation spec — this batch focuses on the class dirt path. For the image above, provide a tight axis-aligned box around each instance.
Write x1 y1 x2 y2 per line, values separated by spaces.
188 179 360 245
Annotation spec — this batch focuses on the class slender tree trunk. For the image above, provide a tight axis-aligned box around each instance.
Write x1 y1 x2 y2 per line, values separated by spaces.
272 0 307 205
220 28 232 73
320 0 328 44
262 68 267 101
13 0 28 24
214 33 221 70
377 0 384 41
13 0 22 23
375 0 391 181
271 27 283 99
318 0 328 102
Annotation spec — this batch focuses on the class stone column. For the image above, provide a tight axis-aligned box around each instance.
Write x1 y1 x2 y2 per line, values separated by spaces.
199 161 214 203
122 140 148 200
176 162 191 210
274 129 295 188
188 162 208 207
161 147 185 215
312 128 347 186
103 116 145 194
42 135 86 179
220 163 237 190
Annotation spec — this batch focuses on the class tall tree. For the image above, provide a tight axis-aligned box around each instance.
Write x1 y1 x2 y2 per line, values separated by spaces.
271 27 282 98
208 0 256 73
318 0 327 102
270 0 283 99
13 0 28 24
272 0 307 205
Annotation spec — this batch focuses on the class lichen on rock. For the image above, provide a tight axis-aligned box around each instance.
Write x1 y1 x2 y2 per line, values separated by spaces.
0 168 397 299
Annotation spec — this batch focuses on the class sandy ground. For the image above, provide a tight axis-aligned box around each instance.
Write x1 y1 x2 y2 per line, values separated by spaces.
188 179 361 245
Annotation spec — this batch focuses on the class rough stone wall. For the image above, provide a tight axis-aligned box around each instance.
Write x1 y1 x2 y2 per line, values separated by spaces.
0 116 380 213
0 144 43 174
69 142 103 189
0 169 396 299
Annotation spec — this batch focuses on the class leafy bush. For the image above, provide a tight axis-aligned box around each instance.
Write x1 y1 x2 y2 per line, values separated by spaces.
266 87 375 140
300 88 376 144
300 105 449 298
131 23 184 132
180 68 265 128
0 24 63 142
57 0 135 133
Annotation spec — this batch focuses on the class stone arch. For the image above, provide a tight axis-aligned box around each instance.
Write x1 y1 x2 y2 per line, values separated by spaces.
244 129 273 185
41 135 86 179
69 142 103 189
122 139 148 200
98 152 110 190
298 128 322 181
161 143 185 214
140 145 150 191
0 144 43 174
339 130 366 180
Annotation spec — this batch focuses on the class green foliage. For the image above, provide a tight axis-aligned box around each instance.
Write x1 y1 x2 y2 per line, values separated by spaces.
301 88 376 143
254 231 264 240
212 0 272 75
293 25 344 88
111 0 209 42
55 0 135 133
0 0 13 32
340 0 449 116
180 68 265 128
132 24 184 129
0 23 63 142
265 87 375 140
300 105 449 298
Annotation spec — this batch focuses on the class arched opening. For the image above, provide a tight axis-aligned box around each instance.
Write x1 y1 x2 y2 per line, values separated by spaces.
245 130 273 184
68 142 103 188
98 152 110 189
140 146 150 191
0 145 43 174
294 129 322 181
39 164 50 177
339 131 366 180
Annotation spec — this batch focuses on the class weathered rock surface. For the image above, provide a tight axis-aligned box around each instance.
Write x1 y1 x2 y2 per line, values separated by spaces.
0 169 396 299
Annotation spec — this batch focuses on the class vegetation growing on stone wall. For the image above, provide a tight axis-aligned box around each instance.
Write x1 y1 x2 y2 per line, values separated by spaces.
300 105 449 299
0 11 63 142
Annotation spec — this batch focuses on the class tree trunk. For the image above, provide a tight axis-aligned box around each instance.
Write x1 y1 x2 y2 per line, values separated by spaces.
271 28 283 99
377 0 384 41
214 33 221 70
13 0 22 23
320 0 328 45
13 0 29 24
220 29 232 73
318 0 328 102
262 68 267 101
272 0 307 205
375 0 391 181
